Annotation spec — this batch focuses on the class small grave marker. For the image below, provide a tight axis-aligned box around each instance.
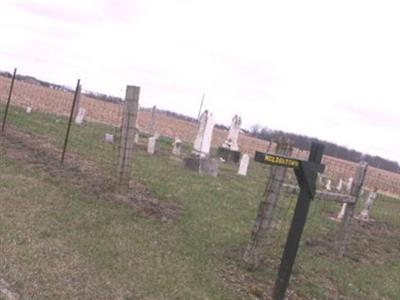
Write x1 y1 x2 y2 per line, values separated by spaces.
147 136 156 155
172 138 182 156
74 107 86 125
238 154 249 176
105 133 114 143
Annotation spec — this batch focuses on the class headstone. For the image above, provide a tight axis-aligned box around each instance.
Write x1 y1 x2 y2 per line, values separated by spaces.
74 107 86 125
238 154 250 176
26 106 32 114
147 136 156 155
347 177 353 193
318 174 323 186
134 132 139 144
105 133 114 143
337 203 347 220
359 188 378 221
192 110 215 158
172 138 182 156
325 179 332 191
336 178 343 192
149 105 157 135
222 115 241 151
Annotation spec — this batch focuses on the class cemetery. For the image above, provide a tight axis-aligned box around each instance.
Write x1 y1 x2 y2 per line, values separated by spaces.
0 75 399 300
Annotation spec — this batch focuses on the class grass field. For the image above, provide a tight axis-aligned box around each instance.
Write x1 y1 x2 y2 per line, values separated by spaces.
0 106 399 299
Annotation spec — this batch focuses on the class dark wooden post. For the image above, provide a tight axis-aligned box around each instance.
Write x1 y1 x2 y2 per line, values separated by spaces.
61 79 80 164
1 68 17 133
272 142 325 300
336 161 368 257
117 85 140 191
243 137 293 269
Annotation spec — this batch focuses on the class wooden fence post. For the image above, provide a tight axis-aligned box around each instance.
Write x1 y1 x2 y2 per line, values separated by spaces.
243 137 293 269
336 161 368 257
117 85 140 191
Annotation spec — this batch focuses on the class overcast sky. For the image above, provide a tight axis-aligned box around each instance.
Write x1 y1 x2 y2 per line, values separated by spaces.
0 0 399 162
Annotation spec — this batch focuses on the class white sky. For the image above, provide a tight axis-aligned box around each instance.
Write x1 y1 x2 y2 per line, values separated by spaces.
0 0 399 162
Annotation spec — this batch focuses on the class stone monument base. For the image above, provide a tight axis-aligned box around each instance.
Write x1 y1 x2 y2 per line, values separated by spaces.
217 147 241 163
184 155 219 177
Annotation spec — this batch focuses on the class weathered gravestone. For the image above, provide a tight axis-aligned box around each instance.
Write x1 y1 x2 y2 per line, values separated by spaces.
192 110 214 157
184 110 218 176
134 132 139 144
172 138 182 156
105 133 114 143
347 177 353 192
238 154 250 176
149 105 157 135
147 136 156 155
218 115 242 163
359 187 378 221
75 107 86 125
325 179 332 191
336 178 343 192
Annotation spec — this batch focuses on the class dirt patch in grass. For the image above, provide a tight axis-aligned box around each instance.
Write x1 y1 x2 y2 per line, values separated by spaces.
0 127 182 221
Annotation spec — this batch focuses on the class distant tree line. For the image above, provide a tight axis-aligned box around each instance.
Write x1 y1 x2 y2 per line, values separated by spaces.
249 125 400 174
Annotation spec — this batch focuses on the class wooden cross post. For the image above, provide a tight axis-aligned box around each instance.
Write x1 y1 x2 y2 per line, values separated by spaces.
253 142 325 300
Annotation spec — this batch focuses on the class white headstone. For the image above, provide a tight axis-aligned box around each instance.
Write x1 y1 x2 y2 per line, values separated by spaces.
347 177 354 193
134 132 139 144
337 203 347 220
172 138 182 156
147 136 156 155
74 107 86 125
149 105 157 135
325 179 332 191
318 174 323 185
359 189 378 221
26 107 32 114
222 115 241 151
105 133 114 143
336 178 343 192
238 154 250 176
193 110 215 158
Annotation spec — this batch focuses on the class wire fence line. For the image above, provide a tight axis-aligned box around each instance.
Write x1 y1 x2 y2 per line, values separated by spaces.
0 68 399 299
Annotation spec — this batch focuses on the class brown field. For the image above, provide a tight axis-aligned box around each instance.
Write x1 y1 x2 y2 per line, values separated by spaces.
0 74 399 197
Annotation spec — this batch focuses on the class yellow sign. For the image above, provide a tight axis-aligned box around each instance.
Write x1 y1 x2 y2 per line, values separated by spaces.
265 155 300 168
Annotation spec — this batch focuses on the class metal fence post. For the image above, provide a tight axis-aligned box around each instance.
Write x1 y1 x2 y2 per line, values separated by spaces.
61 79 81 164
1 68 17 133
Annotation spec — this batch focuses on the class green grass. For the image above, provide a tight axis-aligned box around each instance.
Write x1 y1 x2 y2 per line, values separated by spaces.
0 105 399 299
